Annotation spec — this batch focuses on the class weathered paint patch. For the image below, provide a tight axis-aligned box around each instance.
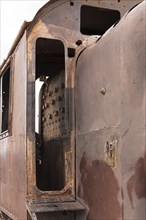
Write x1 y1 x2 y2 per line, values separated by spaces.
127 152 146 208
78 152 121 220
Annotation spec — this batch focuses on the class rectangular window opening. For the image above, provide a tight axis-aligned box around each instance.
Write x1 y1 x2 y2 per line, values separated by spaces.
0 67 10 133
35 38 67 192
80 5 121 35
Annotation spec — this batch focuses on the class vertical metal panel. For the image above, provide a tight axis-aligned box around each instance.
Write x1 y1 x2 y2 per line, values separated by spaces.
76 2 146 219
0 1 144 219
0 33 27 220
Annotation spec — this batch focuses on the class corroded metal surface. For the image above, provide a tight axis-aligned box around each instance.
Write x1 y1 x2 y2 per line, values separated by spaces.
76 2 146 219
0 0 145 220
41 71 65 140
0 33 27 219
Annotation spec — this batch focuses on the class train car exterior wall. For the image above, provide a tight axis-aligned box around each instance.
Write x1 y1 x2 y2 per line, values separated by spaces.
0 0 145 220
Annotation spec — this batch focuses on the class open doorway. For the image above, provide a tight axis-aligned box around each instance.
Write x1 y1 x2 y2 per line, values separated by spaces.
35 38 66 191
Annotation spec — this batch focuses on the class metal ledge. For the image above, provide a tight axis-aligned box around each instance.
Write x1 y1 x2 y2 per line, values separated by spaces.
26 200 85 213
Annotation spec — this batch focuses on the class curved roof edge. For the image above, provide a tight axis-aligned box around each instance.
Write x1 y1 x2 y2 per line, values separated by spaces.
33 0 61 20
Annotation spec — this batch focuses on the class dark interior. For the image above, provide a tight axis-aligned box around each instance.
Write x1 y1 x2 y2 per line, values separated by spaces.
35 38 66 191
1 67 10 133
81 5 121 35
36 38 65 79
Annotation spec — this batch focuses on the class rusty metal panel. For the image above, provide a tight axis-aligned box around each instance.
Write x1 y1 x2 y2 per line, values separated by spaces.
26 0 144 219
41 71 66 140
26 0 142 200
0 1 145 220
76 1 146 219
0 33 27 219
29 0 142 33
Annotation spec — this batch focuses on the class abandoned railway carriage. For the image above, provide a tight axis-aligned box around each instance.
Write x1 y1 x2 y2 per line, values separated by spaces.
0 0 146 219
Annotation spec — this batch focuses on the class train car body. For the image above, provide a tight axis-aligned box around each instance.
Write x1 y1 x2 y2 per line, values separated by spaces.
0 0 145 219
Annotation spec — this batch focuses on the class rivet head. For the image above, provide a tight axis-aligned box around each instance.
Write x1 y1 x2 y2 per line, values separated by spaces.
54 111 59 116
60 107 65 113
76 40 82 46
55 87 59 93
49 91 53 96
49 114 52 119
44 103 48 108
52 100 55 105
100 88 106 95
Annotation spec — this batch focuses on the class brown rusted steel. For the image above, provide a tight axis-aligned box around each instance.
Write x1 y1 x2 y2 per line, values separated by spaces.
0 33 27 219
0 0 145 220
76 2 146 219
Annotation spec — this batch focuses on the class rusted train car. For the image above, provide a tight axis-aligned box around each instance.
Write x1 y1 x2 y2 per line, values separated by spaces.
0 0 146 219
